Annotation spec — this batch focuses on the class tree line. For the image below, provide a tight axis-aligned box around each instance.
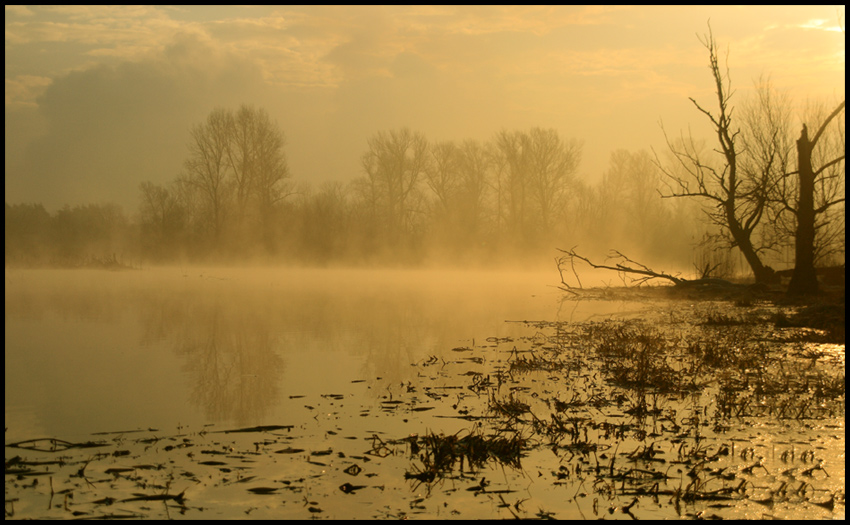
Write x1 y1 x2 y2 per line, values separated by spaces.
5 29 844 286
131 107 704 268
5 202 133 267
5 111 702 270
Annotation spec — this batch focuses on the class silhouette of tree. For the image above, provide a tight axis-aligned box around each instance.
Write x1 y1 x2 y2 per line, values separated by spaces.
785 101 845 295
454 139 492 241
225 105 292 242
183 108 232 243
179 105 291 255
138 181 184 259
360 128 429 243
598 150 683 260
657 26 778 285
491 129 529 239
492 128 581 243
424 140 461 215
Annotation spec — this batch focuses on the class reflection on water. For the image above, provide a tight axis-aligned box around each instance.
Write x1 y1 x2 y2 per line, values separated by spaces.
9 268 840 520
169 302 284 424
5 267 646 442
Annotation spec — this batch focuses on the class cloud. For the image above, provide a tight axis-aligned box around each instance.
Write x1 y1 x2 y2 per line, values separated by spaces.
5 5 34 17
5 75 52 108
5 5 844 211
5 5 179 47
6 33 273 210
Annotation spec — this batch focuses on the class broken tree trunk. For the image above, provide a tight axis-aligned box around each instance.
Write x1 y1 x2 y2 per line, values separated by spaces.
787 124 820 296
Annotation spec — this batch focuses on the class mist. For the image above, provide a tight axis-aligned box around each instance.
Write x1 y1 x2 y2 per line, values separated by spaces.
5 9 846 520
4 6 845 274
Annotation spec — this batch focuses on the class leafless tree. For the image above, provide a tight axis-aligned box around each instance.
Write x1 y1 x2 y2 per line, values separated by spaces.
139 181 183 257
784 101 845 295
491 129 529 238
360 128 429 240
491 128 581 241
598 150 668 252
455 139 492 237
656 26 778 284
181 106 291 252
226 105 291 231
419 139 495 253
183 108 232 241
424 140 461 214
737 77 795 258
525 128 582 233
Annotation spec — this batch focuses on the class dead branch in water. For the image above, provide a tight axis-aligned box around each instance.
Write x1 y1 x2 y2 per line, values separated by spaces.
555 248 759 295
556 248 688 291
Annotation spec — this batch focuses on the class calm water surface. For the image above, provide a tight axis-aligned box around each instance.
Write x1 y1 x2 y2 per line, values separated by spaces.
6 267 844 520
5 267 638 443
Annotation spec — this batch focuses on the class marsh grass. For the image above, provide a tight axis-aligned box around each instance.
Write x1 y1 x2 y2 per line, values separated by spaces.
488 391 531 421
418 297 845 518
589 322 681 392
404 428 526 485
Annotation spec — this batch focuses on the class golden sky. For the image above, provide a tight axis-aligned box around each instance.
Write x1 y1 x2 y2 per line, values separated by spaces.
5 5 845 210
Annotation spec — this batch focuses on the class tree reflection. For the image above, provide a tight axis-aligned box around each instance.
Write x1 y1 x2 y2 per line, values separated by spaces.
141 293 284 425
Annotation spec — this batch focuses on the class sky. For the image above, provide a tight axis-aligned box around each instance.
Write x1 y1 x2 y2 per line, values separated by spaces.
5 5 845 212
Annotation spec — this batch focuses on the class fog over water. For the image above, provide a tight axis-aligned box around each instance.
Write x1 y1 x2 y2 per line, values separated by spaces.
5 266 644 443
3 8 844 520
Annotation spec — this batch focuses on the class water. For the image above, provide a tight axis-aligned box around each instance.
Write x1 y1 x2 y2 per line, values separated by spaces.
5 266 635 443
4 267 844 519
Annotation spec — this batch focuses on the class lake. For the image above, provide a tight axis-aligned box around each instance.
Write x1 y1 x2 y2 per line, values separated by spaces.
5 267 843 520
6 267 629 443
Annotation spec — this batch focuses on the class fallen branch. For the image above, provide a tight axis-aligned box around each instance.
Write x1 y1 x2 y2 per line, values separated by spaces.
217 425 294 434
556 248 687 291
555 248 757 294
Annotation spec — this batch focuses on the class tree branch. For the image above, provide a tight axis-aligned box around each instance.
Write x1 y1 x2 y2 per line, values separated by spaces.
556 248 687 288
810 101 845 147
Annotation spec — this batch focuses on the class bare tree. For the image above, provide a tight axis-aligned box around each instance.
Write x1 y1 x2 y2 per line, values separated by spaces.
785 101 845 295
491 128 581 241
294 181 351 261
360 128 429 240
737 77 795 259
420 139 494 253
455 139 492 238
226 105 291 232
183 108 233 241
656 26 778 284
180 106 292 253
491 130 529 239
733 79 844 295
139 181 183 258
525 127 582 234
424 140 461 214
598 150 669 254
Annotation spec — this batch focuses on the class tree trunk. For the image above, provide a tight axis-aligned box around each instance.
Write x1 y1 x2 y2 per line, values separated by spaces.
740 241 777 285
726 212 777 285
788 124 820 295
